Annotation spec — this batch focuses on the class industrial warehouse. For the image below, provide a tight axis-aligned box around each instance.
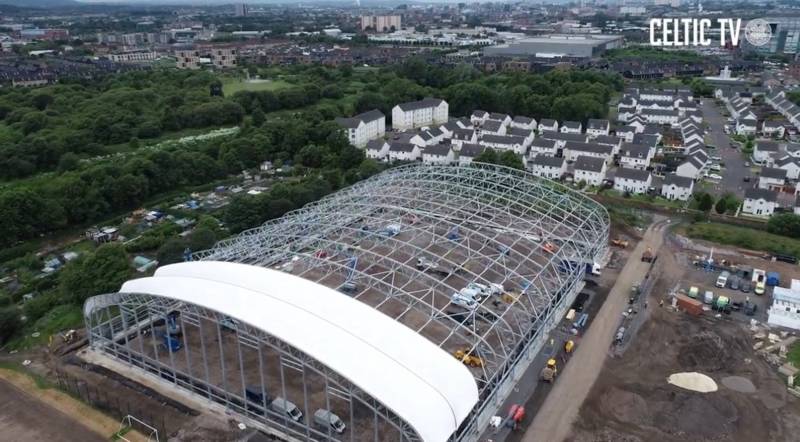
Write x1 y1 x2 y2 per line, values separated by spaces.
82 164 610 442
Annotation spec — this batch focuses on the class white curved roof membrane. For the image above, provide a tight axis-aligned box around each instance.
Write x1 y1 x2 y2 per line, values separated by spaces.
120 261 478 442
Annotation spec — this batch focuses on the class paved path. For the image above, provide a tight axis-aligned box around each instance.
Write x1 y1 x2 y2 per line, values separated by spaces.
520 219 669 442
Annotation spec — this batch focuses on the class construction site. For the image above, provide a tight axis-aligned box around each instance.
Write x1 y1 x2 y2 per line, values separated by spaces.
568 226 800 442
79 164 611 442
7 163 800 442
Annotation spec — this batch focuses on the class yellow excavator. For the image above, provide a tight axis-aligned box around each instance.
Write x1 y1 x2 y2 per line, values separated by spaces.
454 349 484 367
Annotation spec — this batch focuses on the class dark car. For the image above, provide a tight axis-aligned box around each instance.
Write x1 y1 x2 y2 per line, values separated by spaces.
740 280 752 293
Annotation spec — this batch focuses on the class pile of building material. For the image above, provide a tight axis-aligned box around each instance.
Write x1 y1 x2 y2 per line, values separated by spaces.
667 372 718 393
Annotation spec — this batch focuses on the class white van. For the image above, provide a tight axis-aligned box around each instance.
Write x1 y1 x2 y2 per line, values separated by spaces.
450 292 478 310
716 271 730 288
271 397 303 422
314 409 346 434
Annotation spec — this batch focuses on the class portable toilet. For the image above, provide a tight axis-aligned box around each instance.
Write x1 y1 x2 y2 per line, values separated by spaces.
766 271 780 287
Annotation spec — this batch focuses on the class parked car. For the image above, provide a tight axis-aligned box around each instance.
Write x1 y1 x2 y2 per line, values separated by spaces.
743 176 751 182
729 276 740 290
740 280 752 293
707 174 723 180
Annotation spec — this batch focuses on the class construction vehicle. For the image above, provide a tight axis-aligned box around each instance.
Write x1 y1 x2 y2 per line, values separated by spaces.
629 284 641 304
611 238 629 248
166 312 182 336
61 329 77 344
641 247 655 263
453 349 484 367
540 359 558 383
161 334 183 352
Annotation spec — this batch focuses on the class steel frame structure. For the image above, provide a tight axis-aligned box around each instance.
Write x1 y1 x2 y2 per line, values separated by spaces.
85 163 609 442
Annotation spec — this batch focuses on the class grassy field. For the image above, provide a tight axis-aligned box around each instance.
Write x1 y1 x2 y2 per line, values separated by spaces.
222 77 292 95
685 222 800 257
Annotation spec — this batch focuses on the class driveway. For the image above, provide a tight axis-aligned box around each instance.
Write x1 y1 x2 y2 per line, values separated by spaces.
520 217 669 442
701 99 752 198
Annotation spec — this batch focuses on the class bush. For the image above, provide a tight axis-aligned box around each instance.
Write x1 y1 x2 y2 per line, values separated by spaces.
0 307 22 344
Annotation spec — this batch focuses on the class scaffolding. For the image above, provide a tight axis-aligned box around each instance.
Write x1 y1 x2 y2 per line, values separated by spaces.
85 163 609 442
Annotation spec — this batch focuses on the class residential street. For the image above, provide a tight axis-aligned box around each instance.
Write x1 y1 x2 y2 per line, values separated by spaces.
701 99 751 198
520 218 669 442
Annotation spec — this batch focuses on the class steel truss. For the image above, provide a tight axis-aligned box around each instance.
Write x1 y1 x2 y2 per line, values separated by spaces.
86 164 609 442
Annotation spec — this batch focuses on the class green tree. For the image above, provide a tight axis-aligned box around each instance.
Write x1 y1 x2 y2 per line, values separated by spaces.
696 192 715 212
767 213 800 239
0 307 21 344
252 108 266 127
157 238 188 265
188 227 217 252
59 244 132 304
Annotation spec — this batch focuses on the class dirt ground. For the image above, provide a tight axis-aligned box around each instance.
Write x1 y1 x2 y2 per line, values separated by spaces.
0 376 107 442
569 228 800 442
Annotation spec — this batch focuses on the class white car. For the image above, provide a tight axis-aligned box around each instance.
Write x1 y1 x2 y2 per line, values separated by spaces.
451 292 479 310
710 164 722 171
707 173 723 180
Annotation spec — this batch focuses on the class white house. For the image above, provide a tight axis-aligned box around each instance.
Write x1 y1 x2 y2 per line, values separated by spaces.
511 116 537 131
507 127 535 144
586 119 610 137
486 112 512 127
528 138 557 157
767 287 800 331
560 121 582 134
335 109 386 148
563 141 613 163
450 129 478 147
661 173 694 201
619 143 652 170
758 167 787 190
736 118 758 136
796 195 800 215
676 155 705 180
480 120 507 136
573 156 607 186
776 156 800 180
616 125 636 143
594 135 622 155
753 140 781 165
742 188 778 217
641 109 680 126
422 144 455 165
457 143 486 166
542 132 589 151
762 120 786 138
392 98 448 130
480 134 527 154
365 139 390 160
617 106 637 122
530 155 566 180
470 110 489 126
388 142 422 162
538 119 558 133
613 168 652 195
786 143 800 159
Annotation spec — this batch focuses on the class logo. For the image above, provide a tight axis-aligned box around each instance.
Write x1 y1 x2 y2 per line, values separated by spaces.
744 19 772 47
